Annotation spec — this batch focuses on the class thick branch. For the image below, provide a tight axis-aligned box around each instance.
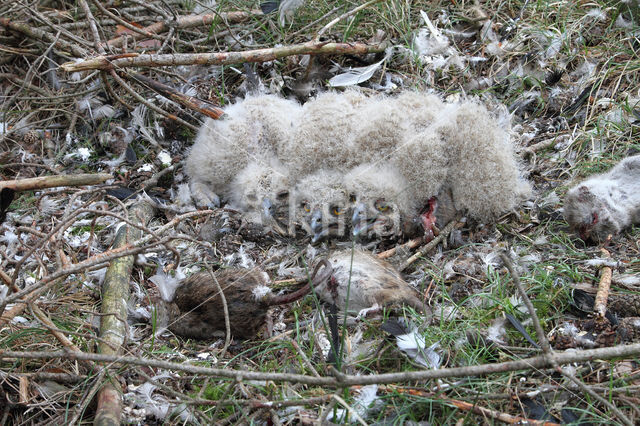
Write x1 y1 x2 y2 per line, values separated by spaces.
60 41 387 72
0 173 112 192
106 10 260 48
3 342 640 387
94 201 155 426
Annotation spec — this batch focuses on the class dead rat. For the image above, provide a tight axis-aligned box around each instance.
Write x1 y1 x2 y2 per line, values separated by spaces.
564 154 640 241
158 261 332 340
313 249 431 317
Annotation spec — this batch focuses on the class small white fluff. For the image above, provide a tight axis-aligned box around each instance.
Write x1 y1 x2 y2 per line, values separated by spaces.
252 284 272 301
149 267 185 302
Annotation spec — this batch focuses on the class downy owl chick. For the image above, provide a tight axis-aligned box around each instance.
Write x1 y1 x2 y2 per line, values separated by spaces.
227 158 292 232
344 163 420 239
313 249 429 316
277 91 368 178
186 95 300 207
293 169 352 242
444 100 532 221
389 119 453 208
564 154 640 241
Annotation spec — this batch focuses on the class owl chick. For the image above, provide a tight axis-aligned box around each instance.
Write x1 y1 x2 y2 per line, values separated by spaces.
313 249 429 315
186 94 301 207
564 154 640 241
227 158 292 232
293 169 351 242
350 92 446 165
389 117 453 208
344 163 419 239
443 100 532 221
277 90 368 178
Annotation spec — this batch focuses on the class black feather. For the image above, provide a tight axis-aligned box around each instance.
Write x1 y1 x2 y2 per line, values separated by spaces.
260 1 279 14
544 69 564 86
0 187 15 224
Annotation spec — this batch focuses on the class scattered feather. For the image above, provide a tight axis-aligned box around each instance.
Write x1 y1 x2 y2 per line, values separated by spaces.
252 284 272 300
0 284 8 304
486 317 507 344
278 0 305 26
327 384 379 423
192 0 217 14
157 150 172 166
149 267 185 302
76 147 92 161
39 196 61 216
329 52 390 87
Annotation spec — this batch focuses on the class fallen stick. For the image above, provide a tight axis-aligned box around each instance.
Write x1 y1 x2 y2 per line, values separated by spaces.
4 341 640 386
95 201 155 424
0 173 112 192
399 219 461 272
126 72 224 119
106 10 260 48
0 17 87 57
377 236 423 260
446 398 560 425
594 247 613 318
94 201 155 426
60 40 387 72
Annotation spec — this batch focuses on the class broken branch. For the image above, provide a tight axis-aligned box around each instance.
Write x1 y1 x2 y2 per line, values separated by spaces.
60 41 387 72
594 247 613 318
106 10 260 48
0 173 112 192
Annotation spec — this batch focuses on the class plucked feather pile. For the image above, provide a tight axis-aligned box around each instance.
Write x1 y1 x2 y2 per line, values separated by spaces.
186 90 531 241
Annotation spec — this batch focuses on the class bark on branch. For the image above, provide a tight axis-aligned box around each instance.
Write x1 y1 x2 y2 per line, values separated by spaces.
106 10 261 48
0 173 112 192
3 342 640 387
60 41 388 72
94 201 155 426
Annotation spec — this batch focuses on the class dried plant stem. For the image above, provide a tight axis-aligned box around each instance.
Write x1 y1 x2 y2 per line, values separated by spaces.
209 267 231 357
109 70 199 130
377 236 423 259
316 0 385 38
61 41 387 72
499 252 551 353
447 397 560 425
90 0 169 49
0 173 112 192
594 248 612 318
94 201 155 426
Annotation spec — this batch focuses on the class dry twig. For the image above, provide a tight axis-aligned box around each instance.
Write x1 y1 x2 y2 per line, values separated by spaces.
594 247 613 318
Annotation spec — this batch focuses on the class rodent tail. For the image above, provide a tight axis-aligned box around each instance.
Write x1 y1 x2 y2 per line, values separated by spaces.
268 259 333 306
